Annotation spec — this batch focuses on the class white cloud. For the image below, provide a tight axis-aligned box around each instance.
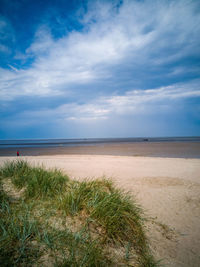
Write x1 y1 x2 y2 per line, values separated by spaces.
0 0 200 102
70 80 200 120
12 79 200 123
26 26 54 56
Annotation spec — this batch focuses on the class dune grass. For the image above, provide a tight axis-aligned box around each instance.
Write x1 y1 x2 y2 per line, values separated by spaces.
0 160 159 266
58 180 145 248
1 160 69 199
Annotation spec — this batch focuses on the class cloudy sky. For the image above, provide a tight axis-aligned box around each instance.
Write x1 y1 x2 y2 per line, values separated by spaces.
0 0 200 139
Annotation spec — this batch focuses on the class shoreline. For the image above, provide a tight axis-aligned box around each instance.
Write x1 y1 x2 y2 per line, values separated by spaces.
1 141 200 158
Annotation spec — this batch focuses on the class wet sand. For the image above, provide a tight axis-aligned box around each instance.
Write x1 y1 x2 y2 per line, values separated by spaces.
0 154 200 266
1 141 200 158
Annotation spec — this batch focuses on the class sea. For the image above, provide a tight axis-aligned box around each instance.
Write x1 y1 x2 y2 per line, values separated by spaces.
0 136 200 148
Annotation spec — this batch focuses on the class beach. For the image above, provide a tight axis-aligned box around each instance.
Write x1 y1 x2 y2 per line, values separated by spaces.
0 143 200 266
1 141 200 158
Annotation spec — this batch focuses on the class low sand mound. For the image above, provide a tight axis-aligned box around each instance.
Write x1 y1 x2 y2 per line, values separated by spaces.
0 155 200 266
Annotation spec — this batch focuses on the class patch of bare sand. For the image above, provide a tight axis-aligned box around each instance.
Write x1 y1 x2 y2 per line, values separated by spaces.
0 155 200 266
2 178 25 201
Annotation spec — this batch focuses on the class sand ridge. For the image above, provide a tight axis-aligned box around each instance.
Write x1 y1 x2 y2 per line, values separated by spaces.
0 155 200 266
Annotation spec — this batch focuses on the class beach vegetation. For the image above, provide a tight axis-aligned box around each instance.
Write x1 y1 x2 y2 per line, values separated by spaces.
0 160 159 266
0 160 69 199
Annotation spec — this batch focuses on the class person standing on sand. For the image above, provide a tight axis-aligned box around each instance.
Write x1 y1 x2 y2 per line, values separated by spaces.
17 151 19 156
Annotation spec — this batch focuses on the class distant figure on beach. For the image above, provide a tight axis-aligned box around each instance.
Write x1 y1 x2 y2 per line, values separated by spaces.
17 151 19 156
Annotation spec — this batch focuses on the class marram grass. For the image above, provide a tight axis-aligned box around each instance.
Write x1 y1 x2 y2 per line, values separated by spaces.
0 160 69 199
0 160 160 266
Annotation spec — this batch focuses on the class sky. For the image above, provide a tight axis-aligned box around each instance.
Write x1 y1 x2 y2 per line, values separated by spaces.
0 0 200 139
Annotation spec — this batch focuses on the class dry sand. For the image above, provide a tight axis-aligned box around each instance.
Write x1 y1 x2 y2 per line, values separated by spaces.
0 155 200 266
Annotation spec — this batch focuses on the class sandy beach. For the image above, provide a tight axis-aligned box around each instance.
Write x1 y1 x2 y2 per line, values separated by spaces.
1 141 200 158
0 154 200 266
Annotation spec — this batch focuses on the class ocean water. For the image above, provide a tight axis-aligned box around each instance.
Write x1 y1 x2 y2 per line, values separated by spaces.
0 137 200 148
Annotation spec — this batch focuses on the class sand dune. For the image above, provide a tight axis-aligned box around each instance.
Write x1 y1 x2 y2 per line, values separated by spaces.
0 155 200 266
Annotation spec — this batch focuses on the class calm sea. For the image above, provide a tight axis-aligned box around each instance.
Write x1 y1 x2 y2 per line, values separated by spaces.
0 137 200 148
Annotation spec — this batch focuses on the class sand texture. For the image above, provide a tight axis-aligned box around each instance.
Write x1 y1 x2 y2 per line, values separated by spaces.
0 155 200 266
1 142 200 158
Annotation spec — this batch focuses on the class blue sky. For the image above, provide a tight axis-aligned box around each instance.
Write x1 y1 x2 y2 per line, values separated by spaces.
0 0 200 139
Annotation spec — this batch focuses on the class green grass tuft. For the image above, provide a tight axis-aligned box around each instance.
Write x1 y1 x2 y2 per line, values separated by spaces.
41 227 112 266
0 160 69 199
58 179 114 215
0 160 160 266
58 179 145 247
0 199 42 265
